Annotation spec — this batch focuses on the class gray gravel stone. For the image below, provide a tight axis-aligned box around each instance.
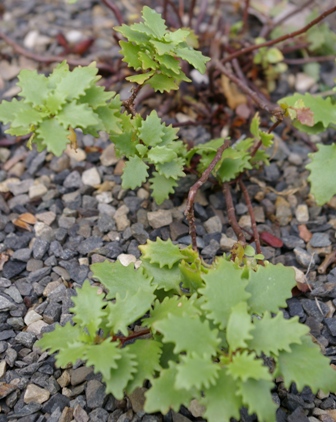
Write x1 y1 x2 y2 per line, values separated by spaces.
0 295 17 311
12 248 32 262
32 239 49 260
15 332 37 348
2 260 27 279
86 379 106 409
27 267 51 283
310 233 331 248
77 237 103 254
89 407 109 422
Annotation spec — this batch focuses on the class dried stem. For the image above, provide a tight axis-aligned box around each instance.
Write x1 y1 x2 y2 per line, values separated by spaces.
223 182 246 244
242 0 250 34
260 0 315 38
284 55 336 65
239 178 262 254
318 251 336 274
214 60 284 120
100 0 123 26
122 85 142 116
185 140 231 251
0 31 116 73
221 5 336 64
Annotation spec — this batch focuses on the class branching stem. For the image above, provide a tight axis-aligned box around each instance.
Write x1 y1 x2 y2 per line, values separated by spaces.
223 182 246 244
122 85 142 116
185 140 231 251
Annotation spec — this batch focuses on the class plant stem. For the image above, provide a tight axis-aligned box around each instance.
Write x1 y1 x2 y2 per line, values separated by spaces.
242 0 250 34
223 182 246 244
239 177 262 254
0 31 116 73
100 0 123 25
122 85 142 116
185 140 231 251
221 5 336 64
112 328 151 346
284 55 336 64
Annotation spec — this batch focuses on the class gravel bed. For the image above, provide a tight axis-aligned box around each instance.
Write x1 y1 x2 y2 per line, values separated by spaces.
1 1 336 422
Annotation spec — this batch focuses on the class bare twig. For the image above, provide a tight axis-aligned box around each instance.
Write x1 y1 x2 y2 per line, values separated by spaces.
242 0 251 34
0 31 116 73
214 60 284 120
260 0 315 38
239 178 262 254
284 55 336 64
188 0 197 27
185 140 231 251
223 182 246 244
318 251 336 274
122 84 142 116
195 0 209 34
166 0 184 28
100 0 123 26
221 5 336 64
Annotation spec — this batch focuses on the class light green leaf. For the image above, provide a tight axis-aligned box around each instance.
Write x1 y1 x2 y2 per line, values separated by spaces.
156 158 186 179
115 24 150 44
78 85 115 109
159 54 181 74
85 340 122 381
126 340 162 392
247 312 309 356
105 348 137 399
142 6 167 38
106 287 155 336
55 341 89 367
56 64 99 101
227 351 272 382
139 238 185 269
306 144 336 205
91 260 153 300
176 354 220 390
250 113 260 138
227 302 254 351
149 172 177 204
165 28 190 44
175 46 210 73
126 71 155 84
139 111 164 146
36 321 83 353
47 61 69 87
141 261 182 293
266 47 283 63
154 314 219 358
138 51 158 70
17 69 49 106
122 155 149 189
70 280 106 338
246 263 296 315
277 336 336 393
11 107 45 128
202 369 242 422
0 98 27 123
36 118 70 156
56 101 99 129
151 40 174 55
119 41 142 69
238 379 277 422
146 73 179 92
200 258 250 329
147 145 176 163
145 363 195 414
95 105 121 133
44 91 67 114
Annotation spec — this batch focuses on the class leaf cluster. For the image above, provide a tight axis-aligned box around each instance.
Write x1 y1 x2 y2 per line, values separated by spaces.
0 61 122 156
37 239 336 422
115 6 210 92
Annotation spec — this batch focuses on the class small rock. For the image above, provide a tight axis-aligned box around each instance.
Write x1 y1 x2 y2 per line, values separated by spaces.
275 197 292 226
204 216 222 234
70 366 93 386
24 384 50 404
294 247 315 268
298 224 312 242
82 167 101 186
65 145 87 162
86 379 106 409
63 171 83 189
73 404 89 422
36 211 56 225
188 399 205 417
114 205 130 231
24 310 42 326
220 234 237 251
29 183 48 199
118 254 137 267
128 387 146 415
147 210 173 229
0 295 16 313
26 320 48 336
296 204 309 223
100 143 118 166
310 233 331 248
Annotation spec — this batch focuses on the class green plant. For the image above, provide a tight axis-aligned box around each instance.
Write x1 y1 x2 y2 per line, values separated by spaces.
37 239 336 422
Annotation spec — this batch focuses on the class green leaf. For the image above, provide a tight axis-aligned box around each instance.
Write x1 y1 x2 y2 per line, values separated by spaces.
139 238 184 269
122 155 149 190
247 312 309 356
227 351 272 382
147 146 176 163
202 369 242 422
250 113 260 138
70 280 106 338
36 118 70 156
159 54 180 74
227 302 254 351
126 71 155 84
175 46 210 73
154 314 219 358
126 340 162 392
238 379 277 422
115 24 150 44
146 73 179 92
266 47 283 63
105 348 138 400
106 287 155 336
141 261 182 293
78 85 115 109
151 40 174 55
175 354 220 390
138 51 158 70
0 99 26 124
306 144 336 205
277 336 336 393
56 64 99 101
95 106 121 133
165 28 190 44
142 6 167 38
36 321 83 353
47 61 69 87
111 131 138 157
149 172 177 204
119 41 142 69
156 158 186 180
91 260 153 300
138 111 164 146
57 101 99 128
246 263 296 315
55 341 89 367
44 91 67 114
85 340 122 381
146 295 201 328
11 107 45 128
17 70 49 106
145 363 195 414
200 258 250 329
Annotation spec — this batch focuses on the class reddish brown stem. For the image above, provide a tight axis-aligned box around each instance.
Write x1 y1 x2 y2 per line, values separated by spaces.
100 0 123 26
221 5 336 64
165 0 184 28
239 178 262 254
242 0 250 34
188 0 197 27
284 55 336 64
112 328 151 346
185 140 231 251
0 31 116 73
122 85 142 116
223 182 246 244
